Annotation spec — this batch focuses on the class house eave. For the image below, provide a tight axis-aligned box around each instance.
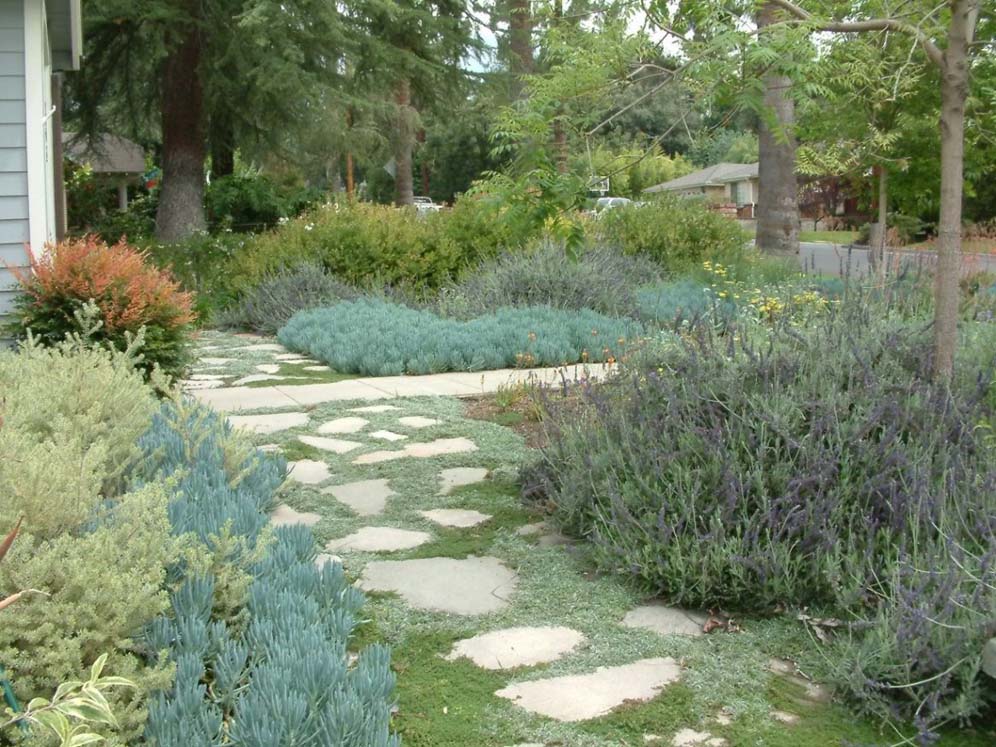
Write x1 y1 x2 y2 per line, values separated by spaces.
47 0 83 71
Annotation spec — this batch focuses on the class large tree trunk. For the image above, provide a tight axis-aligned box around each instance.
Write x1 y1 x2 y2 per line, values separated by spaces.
932 1 974 380
394 78 415 206
156 18 206 242
755 2 799 257
345 107 355 199
508 0 533 100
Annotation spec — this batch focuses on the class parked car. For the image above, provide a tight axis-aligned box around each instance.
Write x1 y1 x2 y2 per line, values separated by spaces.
594 196 633 213
413 196 442 216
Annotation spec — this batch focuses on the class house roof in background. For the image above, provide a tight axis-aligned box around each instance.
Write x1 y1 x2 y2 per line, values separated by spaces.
46 0 83 71
63 133 146 175
644 162 759 193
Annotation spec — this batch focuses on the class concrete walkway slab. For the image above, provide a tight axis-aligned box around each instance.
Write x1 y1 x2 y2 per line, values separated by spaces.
193 364 617 412
495 657 682 722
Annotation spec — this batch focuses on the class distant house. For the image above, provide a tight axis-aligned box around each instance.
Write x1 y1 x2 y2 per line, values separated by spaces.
644 162 759 216
0 0 82 318
63 132 146 211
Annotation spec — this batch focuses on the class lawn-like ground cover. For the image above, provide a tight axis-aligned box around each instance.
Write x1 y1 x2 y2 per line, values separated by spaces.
191 336 994 747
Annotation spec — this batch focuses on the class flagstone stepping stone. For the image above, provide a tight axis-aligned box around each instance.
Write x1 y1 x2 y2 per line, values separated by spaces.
353 438 478 465
495 657 682 722
516 523 544 537
317 417 369 434
259 444 281 453
771 710 799 724
767 659 832 705
276 353 308 361
326 527 432 553
397 416 442 429
350 405 401 413
671 729 727 746
190 373 227 380
445 626 585 670
298 435 364 454
439 467 489 494
241 343 286 352
287 459 332 485
229 412 309 434
255 363 281 374
283 358 320 365
323 479 395 516
270 503 322 528
359 556 517 615
370 430 407 442
315 552 343 569
304 365 332 372
622 603 707 638
201 357 234 365
420 508 491 528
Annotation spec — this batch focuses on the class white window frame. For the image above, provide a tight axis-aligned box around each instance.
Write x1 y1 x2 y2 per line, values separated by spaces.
24 0 54 256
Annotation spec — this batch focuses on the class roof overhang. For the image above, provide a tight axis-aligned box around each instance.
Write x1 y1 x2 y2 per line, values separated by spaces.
47 0 83 71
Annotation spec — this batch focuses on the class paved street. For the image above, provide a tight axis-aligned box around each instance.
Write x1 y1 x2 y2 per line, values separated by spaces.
799 242 996 277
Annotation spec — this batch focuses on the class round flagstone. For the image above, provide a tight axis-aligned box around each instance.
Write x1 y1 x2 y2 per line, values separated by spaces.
322 478 395 516
229 412 309 435
350 405 401 413
256 363 281 374
439 467 489 494
671 729 727 746
420 508 491 528
298 435 363 454
494 657 682 722
370 430 407 442
397 416 442 429
359 556 517 615
622 603 707 638
353 437 478 465
445 626 585 670
326 527 432 553
270 503 322 528
287 459 332 485
317 417 369 435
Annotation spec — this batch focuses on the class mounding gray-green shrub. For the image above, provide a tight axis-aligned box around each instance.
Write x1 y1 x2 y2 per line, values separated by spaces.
218 262 362 334
278 299 644 376
434 242 662 319
523 303 996 737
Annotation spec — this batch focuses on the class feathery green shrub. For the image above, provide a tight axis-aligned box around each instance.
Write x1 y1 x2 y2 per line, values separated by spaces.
594 195 747 271
0 331 156 539
0 482 181 744
433 242 661 319
279 299 644 376
217 262 362 334
136 402 398 747
226 200 512 296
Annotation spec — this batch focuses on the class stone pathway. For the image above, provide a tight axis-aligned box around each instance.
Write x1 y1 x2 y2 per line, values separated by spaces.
187 331 827 747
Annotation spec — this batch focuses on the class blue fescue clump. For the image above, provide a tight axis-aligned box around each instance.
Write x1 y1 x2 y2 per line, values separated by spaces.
278 298 645 376
135 403 398 747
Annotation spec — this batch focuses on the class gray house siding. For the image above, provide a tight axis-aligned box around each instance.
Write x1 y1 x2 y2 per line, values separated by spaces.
0 0 26 319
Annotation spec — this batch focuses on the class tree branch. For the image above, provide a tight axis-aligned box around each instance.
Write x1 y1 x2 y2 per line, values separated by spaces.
765 0 945 69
